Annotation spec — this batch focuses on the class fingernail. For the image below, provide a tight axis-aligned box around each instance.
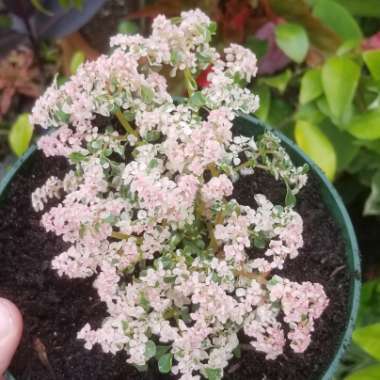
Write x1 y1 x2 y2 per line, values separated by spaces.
0 300 13 342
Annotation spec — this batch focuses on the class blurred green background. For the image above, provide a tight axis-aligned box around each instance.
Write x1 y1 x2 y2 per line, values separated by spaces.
1 1 380 379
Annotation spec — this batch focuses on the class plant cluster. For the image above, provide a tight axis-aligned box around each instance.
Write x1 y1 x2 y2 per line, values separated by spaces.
30 10 328 380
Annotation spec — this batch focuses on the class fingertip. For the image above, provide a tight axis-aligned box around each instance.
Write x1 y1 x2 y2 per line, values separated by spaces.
0 298 23 377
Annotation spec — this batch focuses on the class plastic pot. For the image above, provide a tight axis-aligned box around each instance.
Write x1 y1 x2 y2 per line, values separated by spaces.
0 115 361 380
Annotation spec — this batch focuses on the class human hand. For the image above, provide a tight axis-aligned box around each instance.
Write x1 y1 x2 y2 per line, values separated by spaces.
0 298 22 380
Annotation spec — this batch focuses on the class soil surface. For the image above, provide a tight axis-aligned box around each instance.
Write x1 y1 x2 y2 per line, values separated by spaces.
0 150 351 380
81 0 141 53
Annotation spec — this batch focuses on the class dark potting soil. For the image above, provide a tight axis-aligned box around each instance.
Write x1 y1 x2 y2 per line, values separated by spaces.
0 151 351 380
81 0 140 53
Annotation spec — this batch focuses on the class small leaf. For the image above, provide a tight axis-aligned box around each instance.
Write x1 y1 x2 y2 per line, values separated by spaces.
118 20 139 35
285 183 296 207
295 120 336 180
205 368 222 380
300 69 323 104
254 85 271 121
321 56 360 123
69 51 85 75
364 171 380 216
345 364 380 380
313 0 362 41
141 86 155 104
189 91 206 108
347 110 380 140
9 113 34 157
363 50 380 80
353 322 380 359
155 345 170 359
275 23 309 63
158 353 173 374
260 69 292 94
145 340 156 360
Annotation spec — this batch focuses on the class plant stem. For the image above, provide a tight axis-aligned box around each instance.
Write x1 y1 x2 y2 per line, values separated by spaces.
115 110 140 138
184 68 197 97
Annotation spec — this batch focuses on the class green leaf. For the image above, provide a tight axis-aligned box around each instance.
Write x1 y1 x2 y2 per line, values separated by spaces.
347 111 380 140
270 0 341 52
189 91 206 108
158 353 173 374
364 171 380 216
0 15 11 28
295 102 325 124
334 0 380 18
205 368 222 380
9 113 34 157
313 0 363 41
69 51 85 75
345 364 380 380
300 69 323 104
319 120 359 172
363 50 380 81
141 86 155 104
260 69 292 94
275 23 309 63
155 345 170 359
353 323 380 359
145 340 157 360
118 20 139 35
295 120 336 180
254 85 271 121
245 36 268 59
285 183 297 207
321 56 360 123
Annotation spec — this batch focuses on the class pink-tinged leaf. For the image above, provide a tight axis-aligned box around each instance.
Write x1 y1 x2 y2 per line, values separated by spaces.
362 31 380 51
255 22 291 75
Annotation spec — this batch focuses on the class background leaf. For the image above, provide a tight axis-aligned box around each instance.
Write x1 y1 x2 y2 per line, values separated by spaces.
364 171 380 216
254 85 271 121
260 69 292 93
321 56 360 124
8 113 34 157
345 364 380 380
313 0 363 41
363 50 380 81
295 120 337 179
300 68 323 104
69 50 85 75
275 23 309 63
319 120 359 171
269 0 341 52
353 323 380 360
334 0 380 18
347 111 380 140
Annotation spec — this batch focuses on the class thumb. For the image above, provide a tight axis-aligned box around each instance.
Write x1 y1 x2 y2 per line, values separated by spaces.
0 298 23 380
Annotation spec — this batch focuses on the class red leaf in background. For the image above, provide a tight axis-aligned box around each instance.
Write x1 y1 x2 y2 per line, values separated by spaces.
197 65 213 89
362 31 380 51
255 21 290 75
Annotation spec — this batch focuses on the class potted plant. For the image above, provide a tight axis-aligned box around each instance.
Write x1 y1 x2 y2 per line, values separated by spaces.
0 9 360 380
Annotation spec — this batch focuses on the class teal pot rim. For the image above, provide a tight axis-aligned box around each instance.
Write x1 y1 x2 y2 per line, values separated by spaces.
0 115 360 380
